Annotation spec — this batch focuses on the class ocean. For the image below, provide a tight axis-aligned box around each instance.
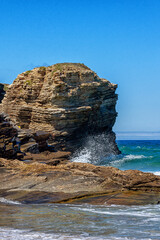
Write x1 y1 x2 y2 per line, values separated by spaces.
108 140 160 175
0 140 160 240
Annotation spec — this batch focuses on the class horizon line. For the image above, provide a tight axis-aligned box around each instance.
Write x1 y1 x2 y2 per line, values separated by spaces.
115 131 160 133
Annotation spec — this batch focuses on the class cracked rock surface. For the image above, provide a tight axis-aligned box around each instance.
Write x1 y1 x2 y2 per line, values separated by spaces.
0 158 160 205
1 63 120 153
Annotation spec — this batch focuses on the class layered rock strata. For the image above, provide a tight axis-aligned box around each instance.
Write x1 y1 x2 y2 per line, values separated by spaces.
0 113 70 161
2 63 120 154
0 158 160 205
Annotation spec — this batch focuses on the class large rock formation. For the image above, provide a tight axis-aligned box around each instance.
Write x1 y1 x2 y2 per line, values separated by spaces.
2 63 120 154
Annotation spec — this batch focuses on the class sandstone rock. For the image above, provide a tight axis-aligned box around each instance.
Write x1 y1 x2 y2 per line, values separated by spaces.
0 114 58 158
45 159 65 166
22 151 71 163
2 63 120 154
33 130 52 151
0 158 160 205
20 142 39 154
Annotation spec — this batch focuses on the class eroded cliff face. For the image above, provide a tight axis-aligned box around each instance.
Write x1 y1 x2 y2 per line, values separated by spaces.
2 63 120 153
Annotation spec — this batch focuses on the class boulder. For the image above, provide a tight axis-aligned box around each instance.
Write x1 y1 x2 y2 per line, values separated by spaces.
20 142 39 154
0 114 54 157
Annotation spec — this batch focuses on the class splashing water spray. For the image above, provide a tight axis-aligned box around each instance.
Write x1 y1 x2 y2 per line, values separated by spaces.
71 132 119 165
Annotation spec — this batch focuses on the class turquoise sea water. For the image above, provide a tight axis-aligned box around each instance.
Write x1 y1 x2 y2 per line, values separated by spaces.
0 140 160 239
72 139 160 175
107 140 160 175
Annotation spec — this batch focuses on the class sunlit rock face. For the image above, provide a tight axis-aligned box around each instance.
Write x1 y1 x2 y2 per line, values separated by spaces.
2 63 120 153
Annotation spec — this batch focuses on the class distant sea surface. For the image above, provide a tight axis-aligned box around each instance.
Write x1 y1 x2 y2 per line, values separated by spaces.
109 140 160 175
0 139 160 239
72 138 160 176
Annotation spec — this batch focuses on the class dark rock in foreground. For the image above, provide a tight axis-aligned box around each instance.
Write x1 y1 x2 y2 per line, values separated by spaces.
0 158 160 205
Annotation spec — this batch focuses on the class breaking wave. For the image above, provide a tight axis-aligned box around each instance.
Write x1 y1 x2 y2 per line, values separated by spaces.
71 133 118 165
107 154 153 167
0 197 21 205
0 227 135 240
72 148 153 167
72 204 160 218
147 171 160 176
72 139 158 175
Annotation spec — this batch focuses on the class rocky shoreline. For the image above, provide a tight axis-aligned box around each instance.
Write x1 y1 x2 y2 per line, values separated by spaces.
0 157 160 205
0 63 160 206
2 113 159 207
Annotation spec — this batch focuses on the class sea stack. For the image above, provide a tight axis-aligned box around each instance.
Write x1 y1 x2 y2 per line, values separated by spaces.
2 63 120 154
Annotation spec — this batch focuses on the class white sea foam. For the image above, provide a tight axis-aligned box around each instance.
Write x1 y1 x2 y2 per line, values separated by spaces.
0 227 139 240
72 140 153 167
0 197 21 205
147 171 160 176
125 154 146 159
71 133 119 165
109 154 153 167
72 207 160 218
71 148 92 163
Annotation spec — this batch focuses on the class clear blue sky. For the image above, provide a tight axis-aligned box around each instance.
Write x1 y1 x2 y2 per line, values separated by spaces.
0 0 160 132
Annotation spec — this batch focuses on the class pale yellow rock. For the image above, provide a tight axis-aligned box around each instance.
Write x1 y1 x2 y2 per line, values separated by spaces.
2 63 119 153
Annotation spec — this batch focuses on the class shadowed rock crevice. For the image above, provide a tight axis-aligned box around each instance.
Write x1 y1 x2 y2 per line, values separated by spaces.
0 84 8 103
0 113 71 161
